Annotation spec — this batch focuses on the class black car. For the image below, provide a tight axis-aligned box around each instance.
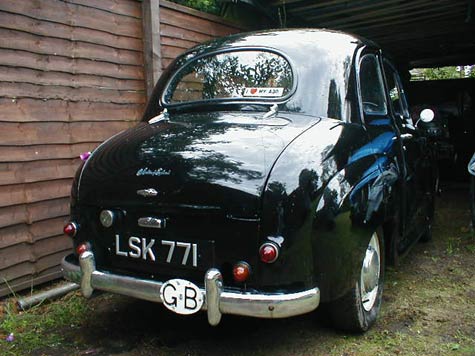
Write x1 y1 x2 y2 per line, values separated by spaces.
62 29 436 332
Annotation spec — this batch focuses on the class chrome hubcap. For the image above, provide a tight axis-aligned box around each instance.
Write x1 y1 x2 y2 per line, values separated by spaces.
360 232 381 312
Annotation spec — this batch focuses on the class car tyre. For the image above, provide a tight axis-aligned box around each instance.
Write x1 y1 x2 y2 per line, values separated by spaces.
328 230 385 332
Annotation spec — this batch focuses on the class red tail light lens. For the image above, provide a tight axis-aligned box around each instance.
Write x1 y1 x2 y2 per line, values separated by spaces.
63 222 78 237
76 243 89 255
259 242 279 263
233 262 251 283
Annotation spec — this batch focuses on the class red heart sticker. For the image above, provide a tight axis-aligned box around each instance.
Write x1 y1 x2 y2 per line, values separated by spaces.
250 88 257 94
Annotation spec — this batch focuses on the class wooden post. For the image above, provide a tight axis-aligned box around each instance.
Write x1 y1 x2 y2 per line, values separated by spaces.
142 0 162 98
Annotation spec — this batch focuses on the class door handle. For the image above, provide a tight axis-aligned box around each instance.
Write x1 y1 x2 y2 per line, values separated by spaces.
400 133 413 140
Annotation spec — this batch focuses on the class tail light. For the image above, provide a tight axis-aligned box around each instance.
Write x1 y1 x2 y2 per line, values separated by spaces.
259 242 279 263
233 261 251 283
63 222 78 237
76 242 90 255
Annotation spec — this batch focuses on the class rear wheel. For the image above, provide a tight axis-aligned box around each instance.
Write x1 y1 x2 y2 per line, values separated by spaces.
329 230 385 332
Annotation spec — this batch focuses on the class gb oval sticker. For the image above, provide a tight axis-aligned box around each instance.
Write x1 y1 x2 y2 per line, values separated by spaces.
160 279 204 315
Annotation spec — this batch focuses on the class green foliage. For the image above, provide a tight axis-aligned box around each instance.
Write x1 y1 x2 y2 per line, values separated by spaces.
425 67 460 80
0 292 89 356
412 65 475 80
170 0 221 15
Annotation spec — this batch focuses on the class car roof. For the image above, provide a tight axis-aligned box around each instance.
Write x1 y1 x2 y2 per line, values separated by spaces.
185 28 373 58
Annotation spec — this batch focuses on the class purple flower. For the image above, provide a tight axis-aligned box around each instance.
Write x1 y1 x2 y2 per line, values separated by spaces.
80 152 91 161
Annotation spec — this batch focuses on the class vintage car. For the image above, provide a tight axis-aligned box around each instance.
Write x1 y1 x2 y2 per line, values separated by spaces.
61 29 436 332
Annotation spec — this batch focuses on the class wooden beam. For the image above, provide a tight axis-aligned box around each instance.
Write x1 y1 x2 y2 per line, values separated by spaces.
335 6 465 32
309 0 432 24
290 0 401 18
142 0 162 98
318 0 461 28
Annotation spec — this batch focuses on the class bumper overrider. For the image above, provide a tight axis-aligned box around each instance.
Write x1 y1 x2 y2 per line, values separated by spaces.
61 252 320 326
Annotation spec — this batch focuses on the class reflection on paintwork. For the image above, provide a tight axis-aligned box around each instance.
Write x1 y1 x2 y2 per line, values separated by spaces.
78 113 321 208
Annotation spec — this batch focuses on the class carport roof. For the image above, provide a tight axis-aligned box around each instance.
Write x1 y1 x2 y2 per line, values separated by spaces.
231 0 475 68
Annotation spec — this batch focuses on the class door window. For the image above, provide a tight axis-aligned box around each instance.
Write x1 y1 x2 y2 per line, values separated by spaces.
383 60 410 122
359 54 388 117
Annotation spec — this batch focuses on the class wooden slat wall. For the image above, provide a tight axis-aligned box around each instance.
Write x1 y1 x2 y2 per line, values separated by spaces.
159 1 243 70
0 0 145 297
0 0 243 297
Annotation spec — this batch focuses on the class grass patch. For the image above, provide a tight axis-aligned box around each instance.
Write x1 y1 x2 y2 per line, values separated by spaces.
0 291 89 356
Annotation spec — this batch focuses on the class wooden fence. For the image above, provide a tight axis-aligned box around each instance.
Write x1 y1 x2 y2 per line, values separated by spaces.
0 0 243 297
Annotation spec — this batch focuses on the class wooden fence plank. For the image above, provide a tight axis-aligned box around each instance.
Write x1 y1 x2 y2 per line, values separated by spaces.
0 143 99 163
162 57 176 69
160 23 212 44
0 67 144 91
0 28 143 66
162 45 188 61
0 121 133 146
0 234 72 270
0 260 66 297
0 179 73 208
0 255 68 287
161 36 197 50
0 159 80 186
0 49 144 80
160 0 243 29
0 0 142 39
0 216 69 250
0 198 70 229
160 7 241 37
1 82 145 104
0 99 144 123
0 12 143 51
65 0 142 18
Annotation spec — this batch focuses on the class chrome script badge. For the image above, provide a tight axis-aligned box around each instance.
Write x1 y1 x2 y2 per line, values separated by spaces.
136 167 171 177
136 188 158 197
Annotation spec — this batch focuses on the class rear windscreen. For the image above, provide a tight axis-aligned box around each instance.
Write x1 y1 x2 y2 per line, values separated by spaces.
163 50 294 104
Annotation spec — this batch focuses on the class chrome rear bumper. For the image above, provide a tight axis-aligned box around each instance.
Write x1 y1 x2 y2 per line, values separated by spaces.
61 252 320 326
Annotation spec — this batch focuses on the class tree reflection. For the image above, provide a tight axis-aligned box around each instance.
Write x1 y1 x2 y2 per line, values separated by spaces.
136 113 270 193
167 51 293 103
327 79 342 119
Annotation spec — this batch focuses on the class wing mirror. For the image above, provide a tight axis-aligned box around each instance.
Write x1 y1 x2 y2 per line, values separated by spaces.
419 109 435 123
415 108 435 128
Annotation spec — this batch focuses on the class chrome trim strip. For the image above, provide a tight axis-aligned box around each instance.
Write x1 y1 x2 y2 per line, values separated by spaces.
138 217 166 229
61 253 320 325
136 188 159 197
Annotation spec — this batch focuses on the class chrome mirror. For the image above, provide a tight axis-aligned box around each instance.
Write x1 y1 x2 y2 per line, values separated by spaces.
419 108 435 123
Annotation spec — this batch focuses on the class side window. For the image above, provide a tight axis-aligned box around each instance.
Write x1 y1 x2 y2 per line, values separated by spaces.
359 54 388 116
383 60 410 120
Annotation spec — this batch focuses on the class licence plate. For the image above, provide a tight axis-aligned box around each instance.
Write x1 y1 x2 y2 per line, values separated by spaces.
160 279 204 315
113 234 213 269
